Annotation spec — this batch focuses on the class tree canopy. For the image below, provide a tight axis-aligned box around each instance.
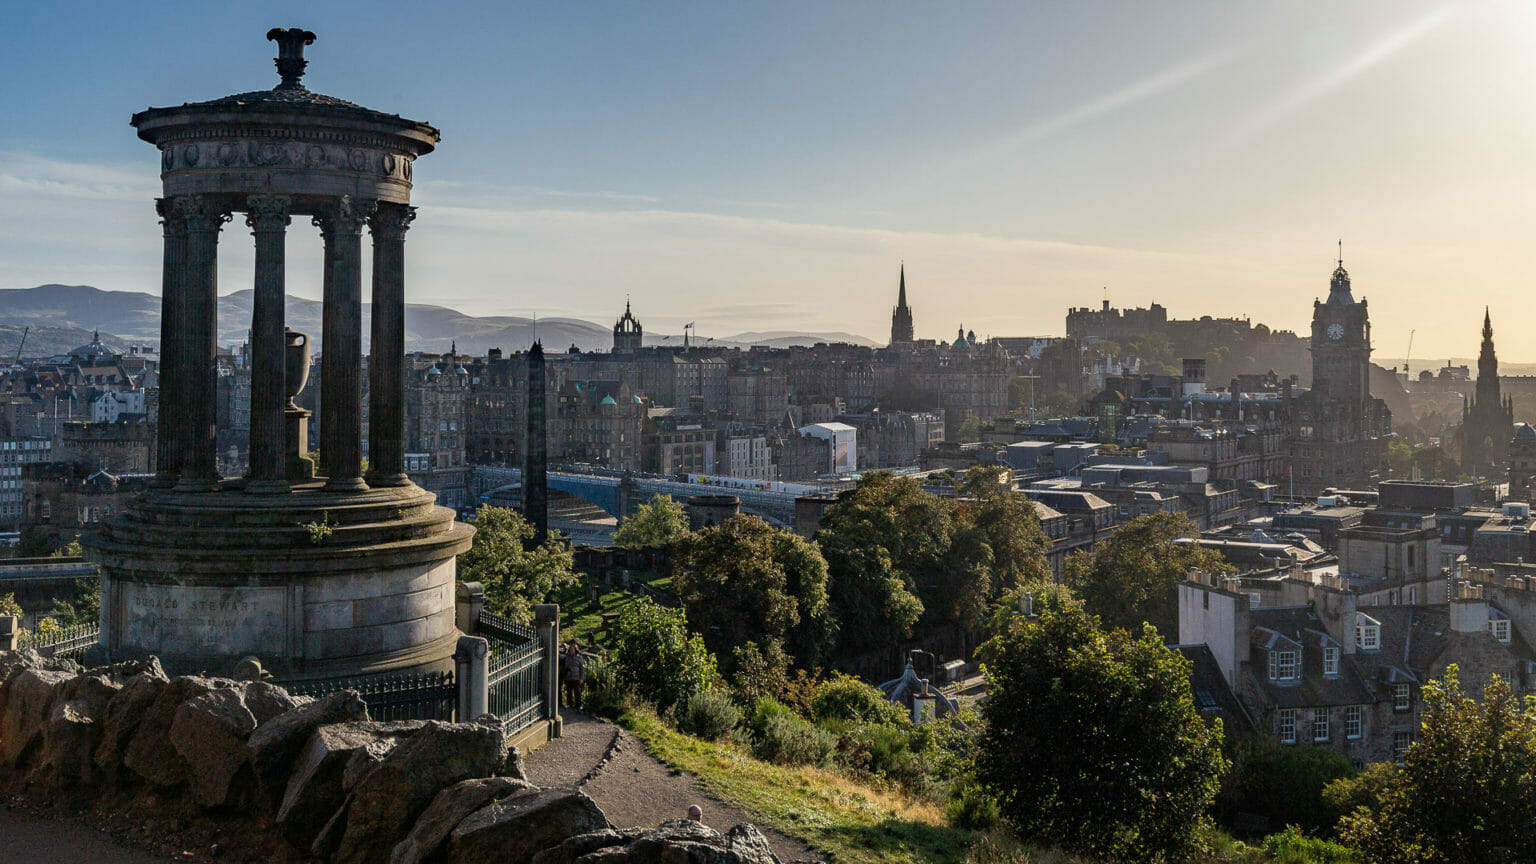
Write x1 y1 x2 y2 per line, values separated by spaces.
1340 667 1536 864
672 515 834 673
977 596 1227 863
458 505 577 624
612 493 690 549
814 471 1050 661
608 596 719 710
1065 511 1230 638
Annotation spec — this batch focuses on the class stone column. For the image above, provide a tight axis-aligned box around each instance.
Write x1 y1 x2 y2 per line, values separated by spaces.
314 196 374 492
245 195 292 493
152 198 187 488
535 603 561 736
175 196 231 493
454 634 490 721
365 204 415 487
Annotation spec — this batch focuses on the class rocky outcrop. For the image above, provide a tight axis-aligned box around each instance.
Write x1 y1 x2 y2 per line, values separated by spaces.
445 786 609 864
333 721 505 864
248 689 368 806
532 820 783 864
277 720 426 847
0 649 786 864
389 776 532 864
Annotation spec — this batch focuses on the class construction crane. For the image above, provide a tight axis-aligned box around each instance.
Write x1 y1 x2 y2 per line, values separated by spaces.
1402 329 1415 376
12 325 27 369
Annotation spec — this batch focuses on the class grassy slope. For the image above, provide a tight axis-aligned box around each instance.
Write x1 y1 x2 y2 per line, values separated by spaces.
620 708 974 864
556 573 674 647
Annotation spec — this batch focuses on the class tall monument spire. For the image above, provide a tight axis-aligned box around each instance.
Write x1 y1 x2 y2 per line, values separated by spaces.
1465 307 1513 476
889 263 915 346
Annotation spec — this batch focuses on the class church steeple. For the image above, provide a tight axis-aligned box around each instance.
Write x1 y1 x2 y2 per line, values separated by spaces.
1465 307 1514 476
889 263 915 346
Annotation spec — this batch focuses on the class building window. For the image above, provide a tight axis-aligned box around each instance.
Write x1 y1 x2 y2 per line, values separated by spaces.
1269 649 1299 681
1324 646 1340 676
1393 731 1412 762
1394 683 1411 712
1346 706 1363 739
1491 619 1511 645
1312 710 1330 742
1278 708 1297 744
1357 623 1380 651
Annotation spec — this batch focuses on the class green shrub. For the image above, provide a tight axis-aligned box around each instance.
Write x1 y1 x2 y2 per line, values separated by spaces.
730 640 791 707
1320 762 1396 823
608 597 719 710
743 697 799 739
1216 737 1355 835
671 688 741 741
1260 826 1359 863
946 778 1002 831
811 672 907 725
754 711 837 766
580 656 634 719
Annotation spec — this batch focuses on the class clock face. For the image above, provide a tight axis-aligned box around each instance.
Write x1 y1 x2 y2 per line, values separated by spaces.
1327 322 1345 341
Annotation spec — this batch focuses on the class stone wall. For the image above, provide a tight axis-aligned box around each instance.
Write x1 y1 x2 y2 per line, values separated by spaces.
0 649 782 864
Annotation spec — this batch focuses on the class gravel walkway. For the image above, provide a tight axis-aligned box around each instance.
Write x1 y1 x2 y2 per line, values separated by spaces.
0 805 189 863
526 710 823 863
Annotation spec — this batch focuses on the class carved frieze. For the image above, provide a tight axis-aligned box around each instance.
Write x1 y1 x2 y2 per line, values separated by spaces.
159 136 415 183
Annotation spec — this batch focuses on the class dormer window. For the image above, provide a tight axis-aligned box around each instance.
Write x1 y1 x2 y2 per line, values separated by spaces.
1356 622 1380 651
1491 618 1512 645
1324 646 1340 676
1269 649 1299 681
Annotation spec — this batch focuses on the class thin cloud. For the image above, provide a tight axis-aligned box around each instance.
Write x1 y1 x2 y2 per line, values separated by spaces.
0 152 159 201
1221 6 1456 147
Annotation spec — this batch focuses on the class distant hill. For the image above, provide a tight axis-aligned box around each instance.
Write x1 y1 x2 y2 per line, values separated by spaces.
0 285 872 357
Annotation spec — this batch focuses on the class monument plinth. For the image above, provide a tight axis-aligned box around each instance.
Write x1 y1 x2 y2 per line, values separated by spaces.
84 29 472 679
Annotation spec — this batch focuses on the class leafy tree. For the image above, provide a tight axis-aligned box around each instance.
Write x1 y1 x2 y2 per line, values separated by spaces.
608 597 719 710
672 515 834 671
458 505 577 624
50 539 83 558
977 596 1227 863
47 578 100 628
0 592 22 618
956 416 981 443
816 471 1050 661
1216 736 1356 835
1339 668 1536 864
612 493 689 549
1065 512 1230 638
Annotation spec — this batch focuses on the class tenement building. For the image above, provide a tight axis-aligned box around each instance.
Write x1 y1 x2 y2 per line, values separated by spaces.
1283 255 1392 496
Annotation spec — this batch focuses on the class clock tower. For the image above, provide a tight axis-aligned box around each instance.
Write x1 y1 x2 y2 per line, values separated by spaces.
1283 249 1392 496
1309 255 1372 423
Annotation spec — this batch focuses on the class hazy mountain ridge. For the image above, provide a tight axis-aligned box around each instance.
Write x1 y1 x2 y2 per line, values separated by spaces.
0 285 873 356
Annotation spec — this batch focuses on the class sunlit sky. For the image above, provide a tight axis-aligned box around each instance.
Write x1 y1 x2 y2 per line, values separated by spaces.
4 1 1536 358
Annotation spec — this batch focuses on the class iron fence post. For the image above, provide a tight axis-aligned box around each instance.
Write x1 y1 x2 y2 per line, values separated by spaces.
456 581 486 635
455 634 489 721
0 615 16 651
535 603 561 737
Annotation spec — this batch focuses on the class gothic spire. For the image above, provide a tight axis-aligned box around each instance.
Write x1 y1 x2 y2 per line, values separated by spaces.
898 263 907 309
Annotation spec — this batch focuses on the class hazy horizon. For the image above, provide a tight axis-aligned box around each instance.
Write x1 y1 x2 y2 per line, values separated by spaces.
4 1 1535 359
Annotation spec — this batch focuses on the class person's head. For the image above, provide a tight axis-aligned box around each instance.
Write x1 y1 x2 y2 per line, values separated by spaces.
687 805 703 822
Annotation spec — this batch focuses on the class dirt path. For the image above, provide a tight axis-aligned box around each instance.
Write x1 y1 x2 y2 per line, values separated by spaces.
0 805 187 863
526 710 823 863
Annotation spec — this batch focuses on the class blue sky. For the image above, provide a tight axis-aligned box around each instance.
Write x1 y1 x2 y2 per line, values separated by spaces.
3 1 1534 358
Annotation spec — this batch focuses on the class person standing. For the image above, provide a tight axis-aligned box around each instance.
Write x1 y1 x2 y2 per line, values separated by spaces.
563 641 587 710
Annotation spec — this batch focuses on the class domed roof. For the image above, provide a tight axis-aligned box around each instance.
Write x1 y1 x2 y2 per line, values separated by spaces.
952 326 970 350
1515 423 1536 442
70 330 114 362
600 394 618 406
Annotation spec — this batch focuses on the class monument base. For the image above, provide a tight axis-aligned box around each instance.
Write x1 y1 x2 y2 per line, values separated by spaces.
82 481 474 681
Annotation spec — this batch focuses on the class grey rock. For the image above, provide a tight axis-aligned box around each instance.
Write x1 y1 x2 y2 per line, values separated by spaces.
0 650 79 722
0 668 75 768
93 670 169 776
170 686 259 808
389 776 533 864
242 681 306 725
247 688 369 806
504 744 528 782
39 673 120 785
445 787 609 864
122 675 219 788
310 794 352 862
532 820 782 864
334 721 505 864
276 720 424 847
86 657 165 685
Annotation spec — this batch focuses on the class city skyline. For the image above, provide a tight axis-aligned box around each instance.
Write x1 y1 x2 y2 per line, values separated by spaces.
3 1 1535 358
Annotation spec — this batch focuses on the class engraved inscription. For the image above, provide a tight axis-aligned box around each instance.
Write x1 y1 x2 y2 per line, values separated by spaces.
121 583 287 656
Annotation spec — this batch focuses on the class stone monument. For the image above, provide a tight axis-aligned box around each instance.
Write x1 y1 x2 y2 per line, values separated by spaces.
83 28 474 680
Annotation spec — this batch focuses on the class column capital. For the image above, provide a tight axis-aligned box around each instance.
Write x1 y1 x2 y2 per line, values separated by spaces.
155 197 187 235
368 204 416 239
175 195 233 233
244 195 293 233
312 195 376 237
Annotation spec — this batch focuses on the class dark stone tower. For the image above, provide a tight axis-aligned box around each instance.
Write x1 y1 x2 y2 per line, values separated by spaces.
1462 308 1515 478
524 340 548 544
1510 424 1536 500
889 264 914 346
613 299 643 353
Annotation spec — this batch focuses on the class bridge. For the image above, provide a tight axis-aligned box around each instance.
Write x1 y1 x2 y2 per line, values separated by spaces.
470 466 833 529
